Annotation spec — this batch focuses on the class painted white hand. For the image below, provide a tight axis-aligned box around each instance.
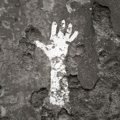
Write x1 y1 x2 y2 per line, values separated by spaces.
34 20 78 107
35 20 78 60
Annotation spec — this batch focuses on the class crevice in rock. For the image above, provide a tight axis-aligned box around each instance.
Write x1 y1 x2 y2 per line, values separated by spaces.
57 108 72 120
41 106 55 120
92 1 120 72
29 88 48 108
1 117 10 120
68 74 80 88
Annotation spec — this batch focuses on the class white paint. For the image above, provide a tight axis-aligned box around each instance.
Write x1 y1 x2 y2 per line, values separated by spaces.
35 20 78 107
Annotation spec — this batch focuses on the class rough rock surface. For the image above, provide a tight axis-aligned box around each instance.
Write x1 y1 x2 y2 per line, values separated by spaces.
74 1 98 90
91 0 120 36
0 0 120 120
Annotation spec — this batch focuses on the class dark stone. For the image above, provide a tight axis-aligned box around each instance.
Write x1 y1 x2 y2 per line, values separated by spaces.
14 0 20 7
77 3 98 89
112 114 120 119
68 75 80 88
58 108 72 120
30 88 48 108
1 117 10 120
41 107 55 120
78 53 98 90
70 1 80 11
13 106 39 120
14 17 18 22
25 25 43 43
91 0 120 35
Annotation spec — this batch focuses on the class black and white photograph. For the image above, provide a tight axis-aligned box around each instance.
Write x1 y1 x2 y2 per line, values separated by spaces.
0 0 120 119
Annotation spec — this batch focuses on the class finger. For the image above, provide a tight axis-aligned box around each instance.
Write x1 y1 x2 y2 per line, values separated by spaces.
50 21 57 39
57 20 65 38
35 40 47 51
65 23 72 39
69 31 79 42
34 40 40 47
35 40 43 48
